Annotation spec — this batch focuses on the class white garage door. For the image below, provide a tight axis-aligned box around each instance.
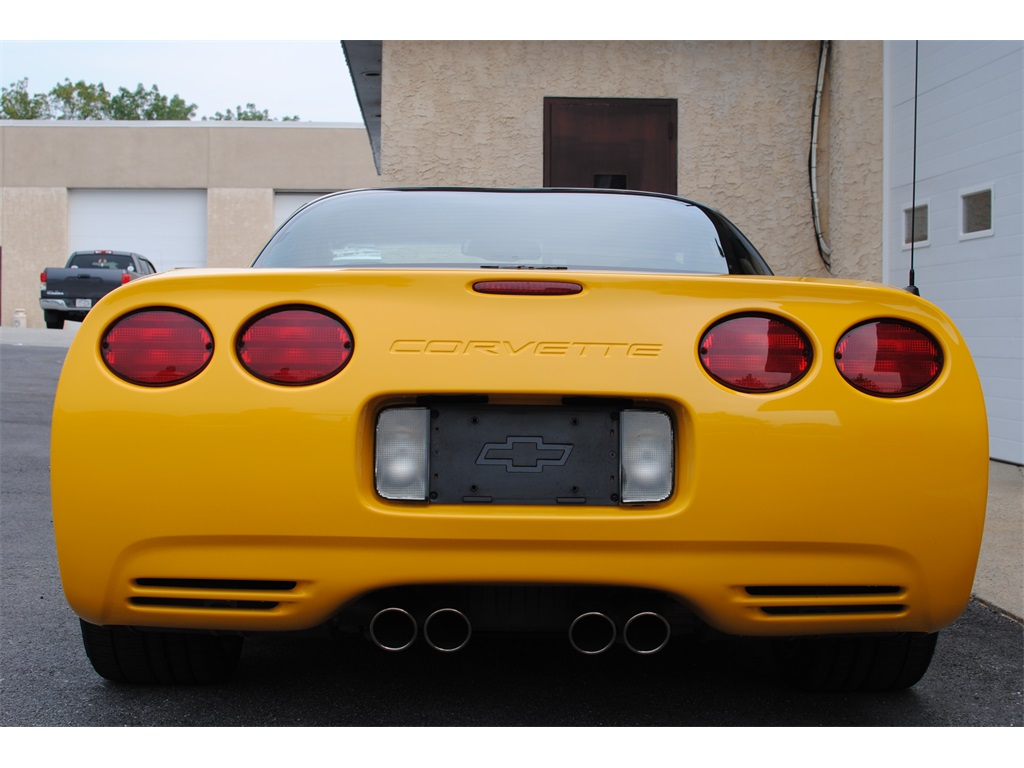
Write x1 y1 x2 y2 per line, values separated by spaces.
274 192 334 229
69 189 208 273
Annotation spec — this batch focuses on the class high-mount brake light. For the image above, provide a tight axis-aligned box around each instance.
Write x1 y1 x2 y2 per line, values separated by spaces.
473 281 583 296
237 306 353 385
101 309 213 386
699 314 812 393
835 319 943 396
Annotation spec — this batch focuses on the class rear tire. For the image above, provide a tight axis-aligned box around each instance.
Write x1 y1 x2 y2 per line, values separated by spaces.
772 632 938 692
44 311 65 330
79 620 243 685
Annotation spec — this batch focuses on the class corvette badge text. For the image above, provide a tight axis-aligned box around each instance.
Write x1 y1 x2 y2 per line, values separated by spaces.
389 340 662 357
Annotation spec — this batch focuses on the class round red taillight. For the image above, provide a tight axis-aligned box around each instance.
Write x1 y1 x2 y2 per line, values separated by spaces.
101 309 213 386
237 306 353 385
699 314 812 393
835 319 943 396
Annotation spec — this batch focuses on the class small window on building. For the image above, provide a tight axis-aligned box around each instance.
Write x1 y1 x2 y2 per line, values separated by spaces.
961 188 993 238
904 204 929 246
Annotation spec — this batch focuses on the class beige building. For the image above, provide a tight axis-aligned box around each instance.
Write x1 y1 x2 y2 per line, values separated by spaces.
1 122 380 328
355 40 884 280
3 40 884 329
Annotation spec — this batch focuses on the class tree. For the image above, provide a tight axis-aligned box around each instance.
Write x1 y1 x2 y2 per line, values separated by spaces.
108 84 196 120
1 79 50 119
2 79 291 121
47 79 111 120
206 102 299 122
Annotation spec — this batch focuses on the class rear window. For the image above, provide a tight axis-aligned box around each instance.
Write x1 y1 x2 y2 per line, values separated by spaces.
69 252 135 270
254 189 769 275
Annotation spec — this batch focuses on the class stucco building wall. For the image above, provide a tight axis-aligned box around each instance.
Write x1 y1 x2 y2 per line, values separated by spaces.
827 41 886 280
380 40 884 280
0 122 380 327
1 186 68 325
206 188 276 269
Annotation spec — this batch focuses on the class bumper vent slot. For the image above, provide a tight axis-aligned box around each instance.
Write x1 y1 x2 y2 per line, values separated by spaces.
744 586 906 617
130 596 279 610
758 604 905 616
135 578 297 591
745 586 901 597
130 578 298 612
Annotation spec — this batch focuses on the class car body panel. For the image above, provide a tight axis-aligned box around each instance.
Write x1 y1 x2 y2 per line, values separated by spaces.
51 265 989 637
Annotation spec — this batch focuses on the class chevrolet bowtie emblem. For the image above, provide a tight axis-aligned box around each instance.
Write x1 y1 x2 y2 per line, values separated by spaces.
476 436 574 473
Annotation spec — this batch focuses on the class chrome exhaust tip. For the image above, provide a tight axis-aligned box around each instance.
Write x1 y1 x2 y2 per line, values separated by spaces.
623 612 670 655
423 608 472 652
568 612 616 655
369 607 418 651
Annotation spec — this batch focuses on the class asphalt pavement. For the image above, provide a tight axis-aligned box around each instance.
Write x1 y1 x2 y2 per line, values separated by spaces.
3 323 1020 621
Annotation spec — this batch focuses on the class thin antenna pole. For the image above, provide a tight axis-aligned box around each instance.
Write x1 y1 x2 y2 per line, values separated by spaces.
907 41 921 296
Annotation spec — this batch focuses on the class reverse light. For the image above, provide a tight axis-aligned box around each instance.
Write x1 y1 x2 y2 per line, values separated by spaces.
620 410 674 504
101 309 213 386
699 314 812 392
835 319 943 396
237 306 353 385
375 408 430 500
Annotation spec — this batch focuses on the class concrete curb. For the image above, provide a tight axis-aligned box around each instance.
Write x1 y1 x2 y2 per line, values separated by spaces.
1 324 80 348
974 460 1024 622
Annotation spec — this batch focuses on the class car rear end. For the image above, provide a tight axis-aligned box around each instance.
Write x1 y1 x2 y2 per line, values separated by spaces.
40 251 140 327
50 189 989 687
52 268 988 635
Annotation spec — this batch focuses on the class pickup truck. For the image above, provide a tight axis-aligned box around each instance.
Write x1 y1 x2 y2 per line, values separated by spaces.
40 251 157 329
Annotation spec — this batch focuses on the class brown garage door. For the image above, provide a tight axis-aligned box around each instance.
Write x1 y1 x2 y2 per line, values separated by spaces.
544 98 677 195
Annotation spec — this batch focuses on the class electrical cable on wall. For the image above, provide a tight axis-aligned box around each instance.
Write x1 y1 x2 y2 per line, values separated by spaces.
809 40 833 271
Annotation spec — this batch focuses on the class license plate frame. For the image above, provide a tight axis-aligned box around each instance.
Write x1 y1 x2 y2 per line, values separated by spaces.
429 405 620 506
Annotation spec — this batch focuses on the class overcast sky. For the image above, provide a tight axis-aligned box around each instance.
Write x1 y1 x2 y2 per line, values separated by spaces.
0 41 365 123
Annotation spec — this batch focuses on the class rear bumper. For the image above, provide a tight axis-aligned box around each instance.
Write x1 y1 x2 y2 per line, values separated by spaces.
58 531 977 637
54 386 988 639
39 298 89 316
50 269 990 639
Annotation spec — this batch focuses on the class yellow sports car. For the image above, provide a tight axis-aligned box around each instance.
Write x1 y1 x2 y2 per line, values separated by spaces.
51 188 989 690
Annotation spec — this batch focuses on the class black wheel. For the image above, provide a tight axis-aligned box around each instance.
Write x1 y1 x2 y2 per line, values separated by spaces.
44 311 65 330
79 620 243 685
772 632 938 692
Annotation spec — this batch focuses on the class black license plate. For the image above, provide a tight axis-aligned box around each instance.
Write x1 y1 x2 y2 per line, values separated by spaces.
429 406 620 506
